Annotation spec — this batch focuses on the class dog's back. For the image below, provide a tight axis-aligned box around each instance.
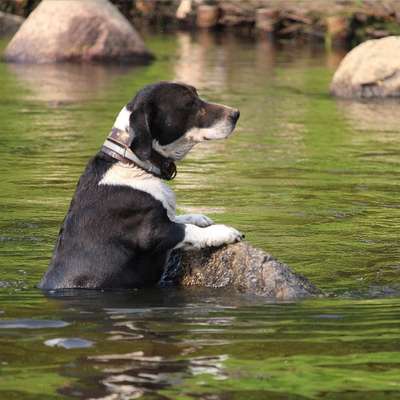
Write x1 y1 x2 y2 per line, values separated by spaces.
39 153 180 289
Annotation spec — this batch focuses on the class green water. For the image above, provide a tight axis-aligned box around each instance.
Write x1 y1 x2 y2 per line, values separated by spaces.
0 31 400 399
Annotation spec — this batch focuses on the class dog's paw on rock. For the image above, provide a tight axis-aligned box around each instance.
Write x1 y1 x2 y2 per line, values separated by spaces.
205 224 244 246
175 214 214 227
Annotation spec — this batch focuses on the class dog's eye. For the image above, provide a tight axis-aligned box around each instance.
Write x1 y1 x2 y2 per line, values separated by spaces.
182 97 195 110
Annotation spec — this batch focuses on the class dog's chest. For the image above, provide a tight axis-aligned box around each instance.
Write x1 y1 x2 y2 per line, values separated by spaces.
99 163 176 219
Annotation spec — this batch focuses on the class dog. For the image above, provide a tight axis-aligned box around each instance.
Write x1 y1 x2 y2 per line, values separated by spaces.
39 81 242 290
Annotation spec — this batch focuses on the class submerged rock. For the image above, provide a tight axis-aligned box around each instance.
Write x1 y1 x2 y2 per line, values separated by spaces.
162 242 320 300
330 36 400 98
0 11 24 37
4 0 153 64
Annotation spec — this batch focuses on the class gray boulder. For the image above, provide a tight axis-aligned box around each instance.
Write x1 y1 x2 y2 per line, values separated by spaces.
162 242 321 300
331 36 400 98
0 11 24 37
4 0 152 64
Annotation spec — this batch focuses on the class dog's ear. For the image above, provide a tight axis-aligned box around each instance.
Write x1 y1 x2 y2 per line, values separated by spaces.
129 104 152 161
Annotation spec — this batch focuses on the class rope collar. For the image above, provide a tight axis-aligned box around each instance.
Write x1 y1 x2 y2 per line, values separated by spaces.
101 128 177 180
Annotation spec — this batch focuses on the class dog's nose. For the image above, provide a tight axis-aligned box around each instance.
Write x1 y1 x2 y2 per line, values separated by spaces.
229 109 240 124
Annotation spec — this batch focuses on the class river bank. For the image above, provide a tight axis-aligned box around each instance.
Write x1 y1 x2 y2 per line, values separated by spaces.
3 0 400 47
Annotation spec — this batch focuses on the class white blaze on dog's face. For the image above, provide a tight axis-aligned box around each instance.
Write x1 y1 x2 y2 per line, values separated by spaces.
113 82 240 162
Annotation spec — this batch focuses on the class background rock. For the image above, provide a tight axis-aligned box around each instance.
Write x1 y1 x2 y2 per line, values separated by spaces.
0 11 24 37
162 242 321 300
196 5 219 29
256 9 279 33
325 16 350 45
4 1 400 45
330 36 400 98
4 0 153 64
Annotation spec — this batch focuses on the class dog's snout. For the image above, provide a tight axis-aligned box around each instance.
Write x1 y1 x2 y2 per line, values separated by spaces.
229 109 240 124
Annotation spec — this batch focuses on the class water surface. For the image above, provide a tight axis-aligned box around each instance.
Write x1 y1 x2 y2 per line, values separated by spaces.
0 32 400 399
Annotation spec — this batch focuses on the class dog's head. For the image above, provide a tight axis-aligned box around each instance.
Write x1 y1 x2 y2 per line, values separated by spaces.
113 81 240 162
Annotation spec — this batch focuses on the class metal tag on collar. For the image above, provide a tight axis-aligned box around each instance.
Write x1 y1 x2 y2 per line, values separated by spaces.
108 127 134 148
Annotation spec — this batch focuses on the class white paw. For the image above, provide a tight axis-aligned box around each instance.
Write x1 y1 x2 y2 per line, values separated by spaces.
176 223 244 251
204 224 244 247
175 214 214 227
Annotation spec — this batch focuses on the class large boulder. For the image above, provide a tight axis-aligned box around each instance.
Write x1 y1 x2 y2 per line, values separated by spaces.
4 0 153 64
331 36 400 98
162 242 321 300
0 11 24 37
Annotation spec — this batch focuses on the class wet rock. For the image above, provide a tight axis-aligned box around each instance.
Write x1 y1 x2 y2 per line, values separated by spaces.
325 16 349 44
196 5 219 29
218 2 254 27
163 242 320 300
4 0 153 64
330 36 400 98
256 9 279 33
0 11 24 37
176 0 192 20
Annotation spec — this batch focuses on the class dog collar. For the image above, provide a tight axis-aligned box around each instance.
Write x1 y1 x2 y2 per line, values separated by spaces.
101 128 177 180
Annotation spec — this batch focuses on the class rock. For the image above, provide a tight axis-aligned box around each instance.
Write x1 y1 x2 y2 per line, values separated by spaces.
4 0 153 64
196 5 219 29
256 9 279 33
135 0 157 17
176 0 192 20
325 16 349 44
218 2 254 27
162 242 321 300
330 36 400 98
0 11 24 37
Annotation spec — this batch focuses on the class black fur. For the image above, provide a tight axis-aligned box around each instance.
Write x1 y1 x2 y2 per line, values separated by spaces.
39 152 185 289
39 82 239 290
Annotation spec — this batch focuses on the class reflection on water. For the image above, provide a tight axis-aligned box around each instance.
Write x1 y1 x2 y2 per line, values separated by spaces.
44 337 94 349
0 30 400 399
338 99 400 133
2 289 400 399
0 319 69 329
7 63 135 105
86 351 227 399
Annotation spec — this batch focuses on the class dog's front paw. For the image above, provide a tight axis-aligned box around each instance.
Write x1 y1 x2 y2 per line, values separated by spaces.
191 214 214 227
176 214 214 227
205 224 244 247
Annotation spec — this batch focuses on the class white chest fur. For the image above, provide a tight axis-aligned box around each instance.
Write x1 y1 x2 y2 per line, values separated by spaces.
99 162 176 220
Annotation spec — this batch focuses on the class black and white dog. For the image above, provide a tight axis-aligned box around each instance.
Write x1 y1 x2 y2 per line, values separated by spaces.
39 82 242 290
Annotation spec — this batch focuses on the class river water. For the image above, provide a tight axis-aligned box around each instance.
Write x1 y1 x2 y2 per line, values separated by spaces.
0 31 400 399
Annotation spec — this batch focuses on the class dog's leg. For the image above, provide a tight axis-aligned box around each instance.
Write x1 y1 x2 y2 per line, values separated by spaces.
174 214 213 227
174 223 243 250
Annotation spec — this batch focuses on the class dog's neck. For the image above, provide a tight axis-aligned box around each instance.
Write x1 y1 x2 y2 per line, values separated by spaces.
101 127 177 180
